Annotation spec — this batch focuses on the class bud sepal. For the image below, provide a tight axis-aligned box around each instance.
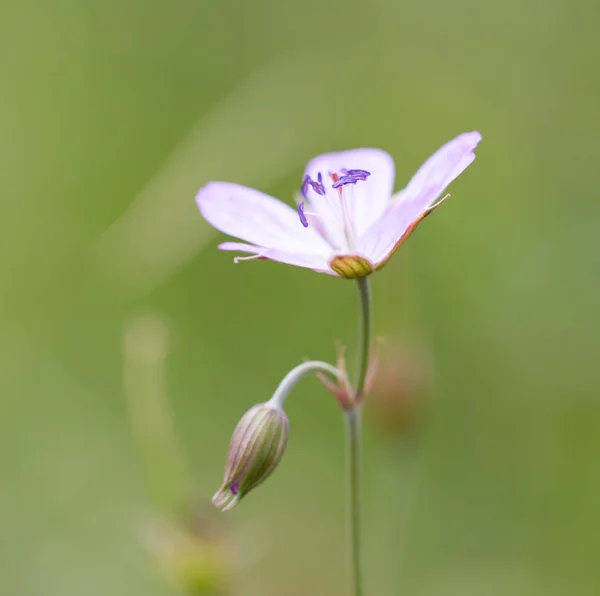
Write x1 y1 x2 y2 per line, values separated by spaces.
316 342 381 409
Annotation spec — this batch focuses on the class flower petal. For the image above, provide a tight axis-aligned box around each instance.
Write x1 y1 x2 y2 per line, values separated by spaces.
392 131 482 213
304 148 395 238
219 241 333 274
358 132 481 264
218 241 263 254
197 182 331 255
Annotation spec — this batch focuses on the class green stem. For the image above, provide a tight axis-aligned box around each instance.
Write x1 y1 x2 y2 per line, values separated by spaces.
346 275 372 596
123 315 191 512
268 360 341 409
345 406 363 596
355 276 372 400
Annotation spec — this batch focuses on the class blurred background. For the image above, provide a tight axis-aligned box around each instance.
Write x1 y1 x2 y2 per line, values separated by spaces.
1 0 599 594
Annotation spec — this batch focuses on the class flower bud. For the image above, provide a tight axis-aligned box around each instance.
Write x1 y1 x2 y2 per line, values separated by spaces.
212 403 289 511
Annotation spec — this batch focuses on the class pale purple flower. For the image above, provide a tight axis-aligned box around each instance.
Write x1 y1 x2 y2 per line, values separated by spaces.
196 132 482 278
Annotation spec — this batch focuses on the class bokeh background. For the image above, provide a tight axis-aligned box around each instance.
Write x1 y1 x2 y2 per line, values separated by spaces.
2 0 599 594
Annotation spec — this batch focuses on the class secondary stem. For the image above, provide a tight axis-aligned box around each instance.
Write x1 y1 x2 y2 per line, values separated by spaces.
346 275 372 596
268 360 341 409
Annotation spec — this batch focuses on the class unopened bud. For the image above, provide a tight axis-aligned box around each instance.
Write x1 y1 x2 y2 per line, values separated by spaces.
212 403 289 511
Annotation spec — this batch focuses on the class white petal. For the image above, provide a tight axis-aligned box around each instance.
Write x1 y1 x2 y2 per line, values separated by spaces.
197 182 331 255
392 131 482 214
219 241 333 273
358 132 481 264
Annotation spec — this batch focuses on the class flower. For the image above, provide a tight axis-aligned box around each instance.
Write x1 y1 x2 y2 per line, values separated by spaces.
212 403 289 512
196 132 481 278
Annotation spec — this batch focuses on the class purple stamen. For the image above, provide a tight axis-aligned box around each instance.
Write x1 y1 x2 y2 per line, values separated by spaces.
230 482 240 495
332 175 360 188
301 174 326 197
345 169 371 181
333 169 371 188
297 201 309 227
301 175 310 197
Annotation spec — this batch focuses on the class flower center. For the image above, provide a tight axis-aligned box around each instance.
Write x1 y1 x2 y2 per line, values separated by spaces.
298 168 371 250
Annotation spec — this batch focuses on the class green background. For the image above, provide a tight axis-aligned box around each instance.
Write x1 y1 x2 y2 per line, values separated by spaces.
1 1 599 594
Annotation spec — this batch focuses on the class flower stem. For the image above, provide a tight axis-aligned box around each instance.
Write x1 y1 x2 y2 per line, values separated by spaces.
345 406 363 596
355 276 372 400
346 276 372 596
268 360 341 409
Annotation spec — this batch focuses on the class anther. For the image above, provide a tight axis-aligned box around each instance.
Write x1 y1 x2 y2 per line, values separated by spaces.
301 174 325 197
297 201 309 227
332 175 361 189
344 169 371 181
332 169 371 188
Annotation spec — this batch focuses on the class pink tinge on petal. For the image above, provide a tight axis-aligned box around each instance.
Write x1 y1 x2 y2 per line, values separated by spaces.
218 241 333 274
303 148 395 238
358 132 481 265
196 182 331 255
356 200 433 266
